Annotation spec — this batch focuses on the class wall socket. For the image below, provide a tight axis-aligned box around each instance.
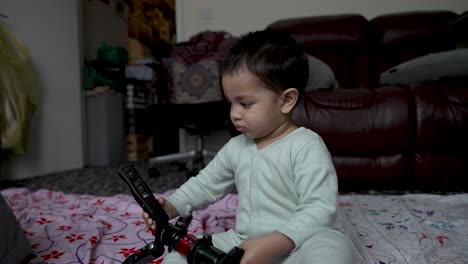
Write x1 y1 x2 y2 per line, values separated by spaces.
199 7 213 21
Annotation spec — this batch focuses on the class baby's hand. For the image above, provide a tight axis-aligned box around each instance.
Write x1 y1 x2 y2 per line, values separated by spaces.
142 210 156 233
239 232 294 264
141 197 179 234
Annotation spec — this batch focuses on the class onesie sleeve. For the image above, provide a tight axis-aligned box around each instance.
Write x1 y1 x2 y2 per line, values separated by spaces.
166 137 238 216
276 137 338 250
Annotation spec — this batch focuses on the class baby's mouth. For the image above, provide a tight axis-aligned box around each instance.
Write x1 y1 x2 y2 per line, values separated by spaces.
236 126 247 133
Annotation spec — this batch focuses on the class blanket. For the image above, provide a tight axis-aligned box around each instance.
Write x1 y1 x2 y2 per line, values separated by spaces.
1 188 467 264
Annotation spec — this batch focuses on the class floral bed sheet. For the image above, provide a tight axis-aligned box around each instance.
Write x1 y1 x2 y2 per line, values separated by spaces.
1 188 467 264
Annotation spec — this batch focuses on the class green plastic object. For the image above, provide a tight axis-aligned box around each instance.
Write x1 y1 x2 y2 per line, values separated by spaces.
97 42 128 64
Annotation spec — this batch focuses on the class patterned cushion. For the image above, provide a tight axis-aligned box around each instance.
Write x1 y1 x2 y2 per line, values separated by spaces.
164 58 223 104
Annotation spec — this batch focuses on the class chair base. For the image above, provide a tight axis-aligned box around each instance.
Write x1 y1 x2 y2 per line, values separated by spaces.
148 134 216 179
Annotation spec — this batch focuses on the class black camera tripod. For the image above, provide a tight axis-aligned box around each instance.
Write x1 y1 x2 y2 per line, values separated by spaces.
118 163 244 264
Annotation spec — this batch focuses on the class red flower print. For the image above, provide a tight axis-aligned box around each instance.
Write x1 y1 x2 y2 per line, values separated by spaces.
419 233 428 244
120 212 131 217
42 250 65 260
102 207 117 213
102 220 113 230
66 233 85 243
119 247 137 258
24 230 35 237
32 243 40 249
149 258 163 264
33 198 42 203
57 199 69 204
90 236 98 246
436 235 450 247
36 217 53 225
132 220 144 226
93 199 105 205
108 234 126 242
69 204 81 210
58 225 72 231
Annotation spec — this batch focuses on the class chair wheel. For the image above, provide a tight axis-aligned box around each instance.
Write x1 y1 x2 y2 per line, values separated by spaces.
149 168 161 178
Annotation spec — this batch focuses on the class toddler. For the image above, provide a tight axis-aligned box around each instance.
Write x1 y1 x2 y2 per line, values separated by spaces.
144 29 355 264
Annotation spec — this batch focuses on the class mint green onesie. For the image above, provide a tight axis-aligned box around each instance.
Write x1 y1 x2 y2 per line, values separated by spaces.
165 127 355 263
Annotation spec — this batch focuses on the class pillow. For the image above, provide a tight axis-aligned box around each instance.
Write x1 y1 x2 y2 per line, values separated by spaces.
163 57 223 104
0 193 35 264
380 49 468 86
305 55 339 91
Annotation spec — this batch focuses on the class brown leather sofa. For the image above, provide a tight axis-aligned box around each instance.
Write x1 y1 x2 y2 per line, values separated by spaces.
267 11 468 192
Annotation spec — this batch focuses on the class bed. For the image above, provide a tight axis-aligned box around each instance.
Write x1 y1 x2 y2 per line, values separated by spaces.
2 187 468 264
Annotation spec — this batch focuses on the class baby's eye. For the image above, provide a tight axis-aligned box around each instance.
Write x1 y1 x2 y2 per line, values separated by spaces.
241 102 253 108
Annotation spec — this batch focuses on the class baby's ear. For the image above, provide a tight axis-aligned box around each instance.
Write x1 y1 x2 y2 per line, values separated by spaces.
281 88 299 114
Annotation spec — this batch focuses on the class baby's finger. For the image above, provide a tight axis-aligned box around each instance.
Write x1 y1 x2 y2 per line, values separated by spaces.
145 218 153 226
142 211 149 218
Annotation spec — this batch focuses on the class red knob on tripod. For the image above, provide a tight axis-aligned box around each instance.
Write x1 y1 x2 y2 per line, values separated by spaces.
177 234 198 257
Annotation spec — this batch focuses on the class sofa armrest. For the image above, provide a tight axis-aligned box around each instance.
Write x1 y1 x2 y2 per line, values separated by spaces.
410 78 468 191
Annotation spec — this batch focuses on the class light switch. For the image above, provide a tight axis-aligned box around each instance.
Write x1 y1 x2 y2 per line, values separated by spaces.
199 7 212 21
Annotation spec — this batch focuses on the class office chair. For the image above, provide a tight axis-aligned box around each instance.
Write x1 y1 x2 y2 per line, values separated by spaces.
147 34 237 179
146 59 230 178
148 101 229 179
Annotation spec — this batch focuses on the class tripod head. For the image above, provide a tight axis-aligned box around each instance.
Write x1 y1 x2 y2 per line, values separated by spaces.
118 163 243 264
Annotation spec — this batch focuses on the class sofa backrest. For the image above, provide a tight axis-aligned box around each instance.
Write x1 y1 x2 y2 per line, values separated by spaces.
370 11 458 77
267 14 374 88
267 11 460 89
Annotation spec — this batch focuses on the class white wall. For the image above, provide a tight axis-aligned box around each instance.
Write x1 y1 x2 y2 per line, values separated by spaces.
83 0 128 60
1 0 85 180
176 0 468 41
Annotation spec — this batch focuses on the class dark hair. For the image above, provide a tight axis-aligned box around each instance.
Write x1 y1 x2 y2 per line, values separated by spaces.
221 29 309 97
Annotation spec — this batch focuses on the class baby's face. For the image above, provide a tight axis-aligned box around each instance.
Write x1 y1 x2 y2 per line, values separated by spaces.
222 70 287 141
